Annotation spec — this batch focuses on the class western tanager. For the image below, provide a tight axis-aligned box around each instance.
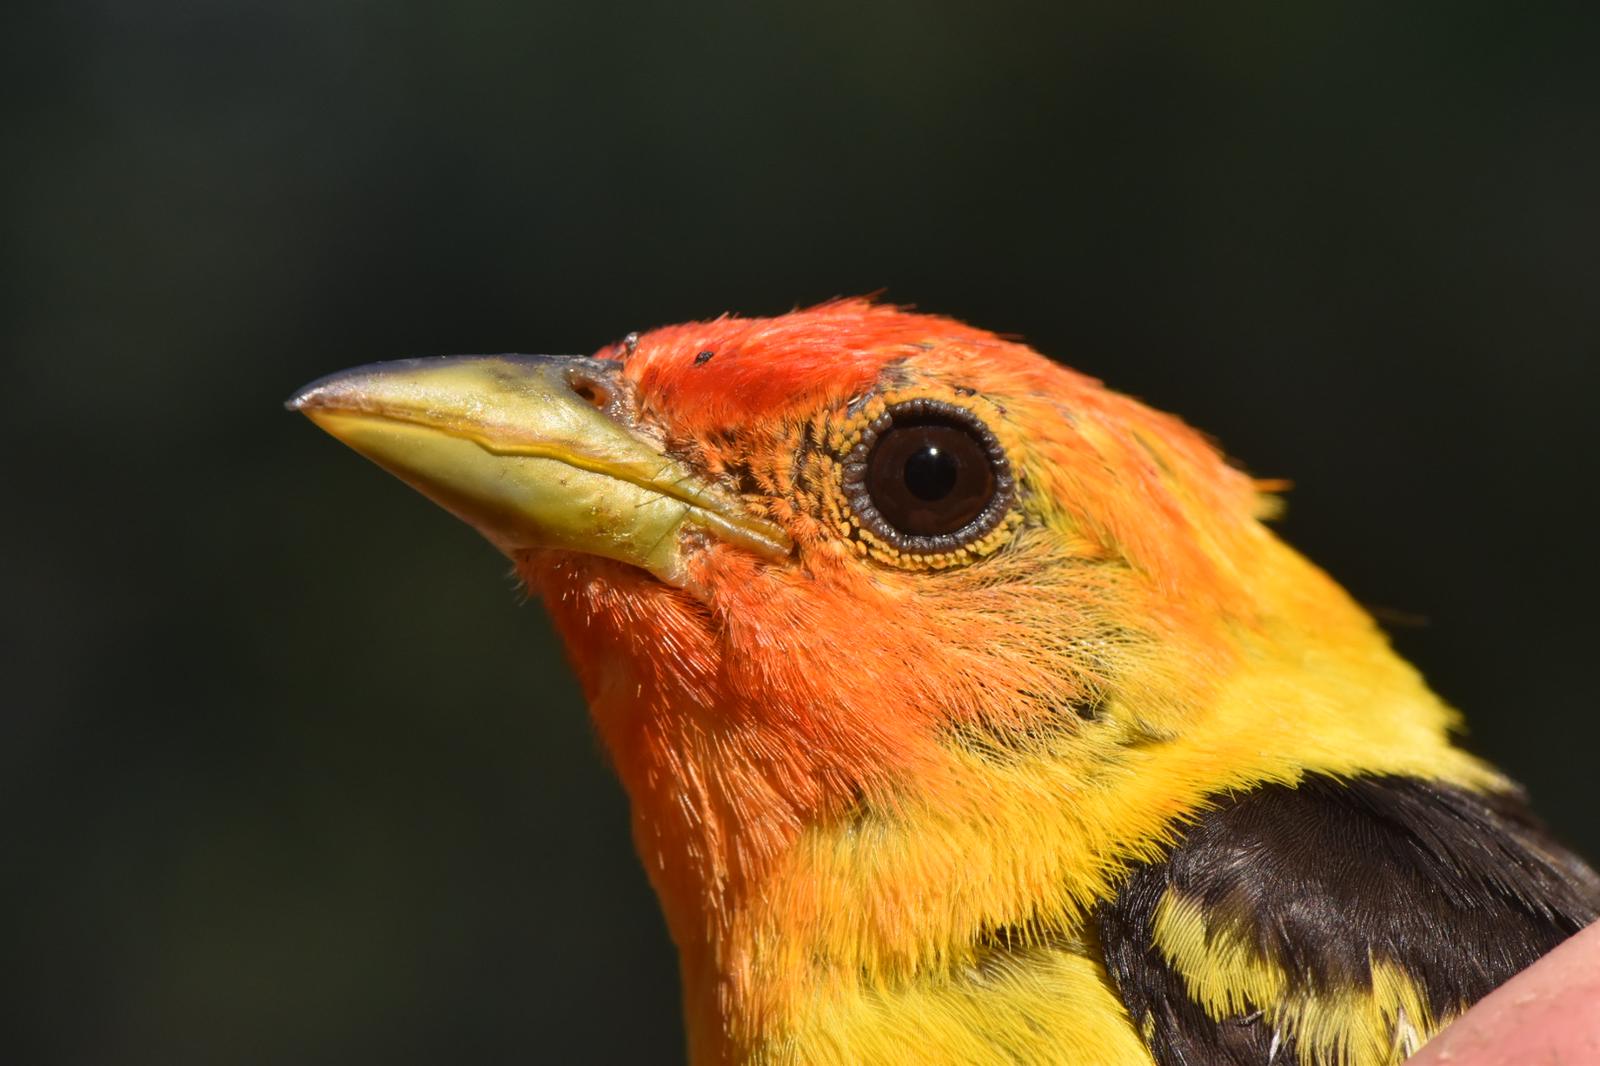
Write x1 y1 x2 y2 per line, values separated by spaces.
290 301 1599 1065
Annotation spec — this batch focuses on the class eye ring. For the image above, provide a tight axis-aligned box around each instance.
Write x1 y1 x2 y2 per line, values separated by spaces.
839 398 1016 555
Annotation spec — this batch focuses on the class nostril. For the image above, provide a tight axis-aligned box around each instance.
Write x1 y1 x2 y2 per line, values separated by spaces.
567 370 613 411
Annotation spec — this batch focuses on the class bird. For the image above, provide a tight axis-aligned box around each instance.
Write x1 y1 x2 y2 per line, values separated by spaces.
289 300 1599 1066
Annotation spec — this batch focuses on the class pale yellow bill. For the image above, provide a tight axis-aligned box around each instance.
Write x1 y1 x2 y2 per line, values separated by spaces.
287 354 790 586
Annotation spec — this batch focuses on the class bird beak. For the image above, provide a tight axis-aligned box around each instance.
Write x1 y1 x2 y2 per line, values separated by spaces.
286 355 791 587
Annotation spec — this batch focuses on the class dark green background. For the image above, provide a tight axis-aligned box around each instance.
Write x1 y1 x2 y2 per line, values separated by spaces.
6 2 1597 1063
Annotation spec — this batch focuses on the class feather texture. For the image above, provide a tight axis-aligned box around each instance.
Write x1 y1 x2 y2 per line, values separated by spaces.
303 300 1600 1063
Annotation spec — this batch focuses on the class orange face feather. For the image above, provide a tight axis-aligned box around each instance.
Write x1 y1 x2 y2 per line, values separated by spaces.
294 300 1497 1063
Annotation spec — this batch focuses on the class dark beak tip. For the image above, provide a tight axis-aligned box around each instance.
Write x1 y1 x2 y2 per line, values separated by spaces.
285 382 335 414
284 370 339 413
285 366 366 414
283 357 462 416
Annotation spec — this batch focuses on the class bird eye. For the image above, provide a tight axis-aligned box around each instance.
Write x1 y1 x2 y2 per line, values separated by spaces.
841 398 1015 555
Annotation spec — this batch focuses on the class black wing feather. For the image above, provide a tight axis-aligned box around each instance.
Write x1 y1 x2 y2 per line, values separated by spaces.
1097 775 1600 1066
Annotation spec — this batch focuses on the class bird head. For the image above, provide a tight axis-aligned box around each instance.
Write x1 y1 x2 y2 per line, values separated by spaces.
290 300 1492 1052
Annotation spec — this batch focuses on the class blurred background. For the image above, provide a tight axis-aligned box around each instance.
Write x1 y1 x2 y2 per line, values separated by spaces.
5 1 1598 1062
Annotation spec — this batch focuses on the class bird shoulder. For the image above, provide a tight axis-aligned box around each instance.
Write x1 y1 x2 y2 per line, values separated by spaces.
1097 774 1600 1066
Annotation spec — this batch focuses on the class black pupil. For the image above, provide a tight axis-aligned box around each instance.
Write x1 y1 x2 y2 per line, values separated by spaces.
865 419 997 538
904 445 959 501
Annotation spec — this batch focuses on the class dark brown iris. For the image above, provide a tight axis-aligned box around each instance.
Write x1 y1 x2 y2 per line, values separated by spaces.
841 398 1015 554
867 421 995 537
